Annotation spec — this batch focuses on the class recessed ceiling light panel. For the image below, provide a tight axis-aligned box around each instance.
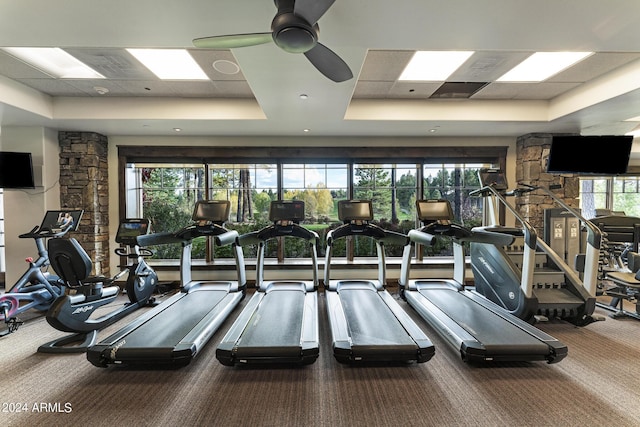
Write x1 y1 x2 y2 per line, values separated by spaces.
497 51 593 82
127 49 208 80
2 47 105 79
399 51 474 81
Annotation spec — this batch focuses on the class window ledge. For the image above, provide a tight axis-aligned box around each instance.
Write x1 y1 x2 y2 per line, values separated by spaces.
148 256 463 271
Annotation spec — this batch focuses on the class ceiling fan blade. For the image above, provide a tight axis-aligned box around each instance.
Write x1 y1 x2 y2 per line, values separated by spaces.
304 42 352 82
193 33 273 49
294 0 336 25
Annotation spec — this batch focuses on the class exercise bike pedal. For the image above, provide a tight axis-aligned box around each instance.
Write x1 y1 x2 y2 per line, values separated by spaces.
0 317 24 337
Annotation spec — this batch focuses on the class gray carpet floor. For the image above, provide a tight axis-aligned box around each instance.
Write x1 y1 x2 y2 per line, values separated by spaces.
2 288 640 427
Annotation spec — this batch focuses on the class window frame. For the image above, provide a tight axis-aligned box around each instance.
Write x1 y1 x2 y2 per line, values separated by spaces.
118 145 508 263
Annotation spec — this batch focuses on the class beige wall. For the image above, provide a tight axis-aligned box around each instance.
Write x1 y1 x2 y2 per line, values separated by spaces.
1 126 60 285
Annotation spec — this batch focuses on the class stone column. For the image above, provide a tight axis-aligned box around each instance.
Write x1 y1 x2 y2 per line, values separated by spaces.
515 133 579 235
58 131 110 276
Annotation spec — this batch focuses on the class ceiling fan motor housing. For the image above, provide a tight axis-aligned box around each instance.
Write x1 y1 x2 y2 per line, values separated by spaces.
271 9 318 53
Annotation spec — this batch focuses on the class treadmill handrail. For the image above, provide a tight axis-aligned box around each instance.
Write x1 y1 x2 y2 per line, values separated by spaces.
256 223 319 243
239 223 319 290
327 222 386 244
325 224 407 289
136 232 187 247
175 223 230 240
326 223 408 245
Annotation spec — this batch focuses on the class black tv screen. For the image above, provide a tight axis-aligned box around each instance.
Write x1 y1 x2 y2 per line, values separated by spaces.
0 151 35 188
547 135 633 175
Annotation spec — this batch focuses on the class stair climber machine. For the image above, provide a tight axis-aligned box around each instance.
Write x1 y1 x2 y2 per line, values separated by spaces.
216 200 320 366
398 199 567 364
0 210 83 336
470 168 602 326
87 200 246 368
324 200 434 364
38 216 159 353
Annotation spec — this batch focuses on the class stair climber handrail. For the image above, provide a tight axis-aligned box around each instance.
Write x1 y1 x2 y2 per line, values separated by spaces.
518 183 602 297
472 184 538 298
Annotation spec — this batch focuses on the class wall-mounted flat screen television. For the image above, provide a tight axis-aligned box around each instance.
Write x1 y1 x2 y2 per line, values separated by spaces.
547 135 633 175
0 151 35 188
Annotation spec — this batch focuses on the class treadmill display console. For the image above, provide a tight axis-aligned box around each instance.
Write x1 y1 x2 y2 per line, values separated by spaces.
416 200 454 221
269 200 305 222
338 200 373 222
478 168 508 191
192 200 230 222
115 219 150 245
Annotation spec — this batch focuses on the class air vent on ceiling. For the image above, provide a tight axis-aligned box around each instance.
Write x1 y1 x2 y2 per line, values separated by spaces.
429 82 489 99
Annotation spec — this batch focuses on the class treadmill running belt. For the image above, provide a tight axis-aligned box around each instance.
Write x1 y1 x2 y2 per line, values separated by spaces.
418 286 550 353
339 288 416 346
116 288 229 348
237 290 305 347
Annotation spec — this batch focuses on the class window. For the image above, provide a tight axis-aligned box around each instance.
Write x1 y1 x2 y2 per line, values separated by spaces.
119 146 506 261
581 177 640 218
423 163 484 228
126 164 205 259
209 163 277 222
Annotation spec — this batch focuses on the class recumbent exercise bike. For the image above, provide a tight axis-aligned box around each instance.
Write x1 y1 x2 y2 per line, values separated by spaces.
38 218 159 353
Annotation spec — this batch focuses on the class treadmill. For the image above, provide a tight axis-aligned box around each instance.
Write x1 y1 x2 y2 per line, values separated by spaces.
216 200 320 366
399 199 567 364
86 200 246 368
324 200 434 364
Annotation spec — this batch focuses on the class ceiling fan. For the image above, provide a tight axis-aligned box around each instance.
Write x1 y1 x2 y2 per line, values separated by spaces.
193 0 353 82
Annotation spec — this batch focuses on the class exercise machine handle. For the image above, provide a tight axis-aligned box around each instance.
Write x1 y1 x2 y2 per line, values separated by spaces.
407 229 436 246
136 232 186 247
215 230 240 247
380 230 410 247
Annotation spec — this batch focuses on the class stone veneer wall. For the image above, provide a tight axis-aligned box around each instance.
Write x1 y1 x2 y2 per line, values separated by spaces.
58 131 110 276
515 133 579 234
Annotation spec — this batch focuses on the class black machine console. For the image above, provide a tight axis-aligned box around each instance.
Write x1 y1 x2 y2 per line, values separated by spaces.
115 219 150 246
416 199 454 223
192 200 231 224
338 200 373 222
269 200 305 223
478 168 508 191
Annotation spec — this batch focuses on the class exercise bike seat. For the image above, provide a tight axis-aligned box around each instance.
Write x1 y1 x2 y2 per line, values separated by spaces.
48 238 113 288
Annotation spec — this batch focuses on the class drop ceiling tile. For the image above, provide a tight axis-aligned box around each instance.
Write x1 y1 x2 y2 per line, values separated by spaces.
388 81 442 98
0 51 53 79
352 81 395 98
64 48 156 80
109 79 183 96
358 50 414 81
189 48 247 81
447 51 531 81
14 78 88 96
548 52 640 82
